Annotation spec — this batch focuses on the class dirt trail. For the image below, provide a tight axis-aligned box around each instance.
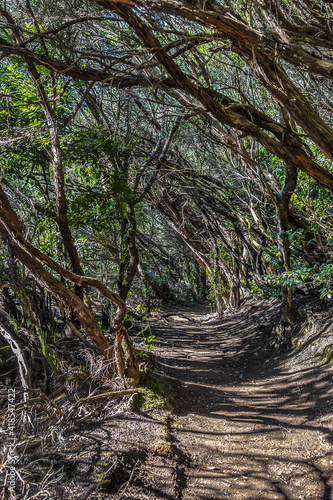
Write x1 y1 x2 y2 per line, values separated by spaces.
13 298 333 499
149 299 333 500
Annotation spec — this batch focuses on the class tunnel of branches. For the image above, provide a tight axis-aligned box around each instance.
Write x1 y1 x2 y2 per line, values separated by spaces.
1 0 333 388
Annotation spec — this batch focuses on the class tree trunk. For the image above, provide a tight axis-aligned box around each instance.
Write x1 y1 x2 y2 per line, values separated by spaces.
25 60 84 299
117 205 140 301
229 258 241 310
0 185 140 382
276 165 298 321
0 318 31 401
109 3 333 193
0 186 112 358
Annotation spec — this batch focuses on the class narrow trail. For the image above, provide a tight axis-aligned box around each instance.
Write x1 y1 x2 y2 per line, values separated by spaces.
150 299 333 500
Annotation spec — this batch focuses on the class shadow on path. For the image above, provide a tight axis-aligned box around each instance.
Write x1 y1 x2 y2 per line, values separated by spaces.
150 299 333 500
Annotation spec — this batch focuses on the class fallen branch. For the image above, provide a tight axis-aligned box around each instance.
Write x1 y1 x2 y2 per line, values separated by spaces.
77 388 138 405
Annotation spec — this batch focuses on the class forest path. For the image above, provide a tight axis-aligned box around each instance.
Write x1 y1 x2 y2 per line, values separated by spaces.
149 299 333 500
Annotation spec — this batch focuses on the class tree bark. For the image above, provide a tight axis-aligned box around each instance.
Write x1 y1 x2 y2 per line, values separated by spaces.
0 186 111 357
25 60 84 299
276 164 299 321
0 320 31 401
155 200 212 272
108 3 333 192
3 5 333 191
117 205 140 301
0 185 140 381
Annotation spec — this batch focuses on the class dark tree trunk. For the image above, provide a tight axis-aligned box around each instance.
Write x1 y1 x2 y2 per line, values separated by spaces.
0 185 111 357
117 206 140 301
25 60 84 299
0 185 140 383
276 165 299 321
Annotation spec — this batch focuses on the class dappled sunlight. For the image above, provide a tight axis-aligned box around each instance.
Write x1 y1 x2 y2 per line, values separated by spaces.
150 300 333 499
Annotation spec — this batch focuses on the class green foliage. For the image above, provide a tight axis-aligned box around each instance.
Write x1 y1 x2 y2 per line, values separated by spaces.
263 257 333 300
2 0 333 392
60 129 140 238
137 378 166 410
137 323 155 355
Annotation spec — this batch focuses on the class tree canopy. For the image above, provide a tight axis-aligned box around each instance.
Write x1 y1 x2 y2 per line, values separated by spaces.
0 0 333 386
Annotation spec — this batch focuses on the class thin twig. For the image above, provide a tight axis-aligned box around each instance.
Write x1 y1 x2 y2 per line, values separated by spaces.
118 460 138 499
80 460 118 500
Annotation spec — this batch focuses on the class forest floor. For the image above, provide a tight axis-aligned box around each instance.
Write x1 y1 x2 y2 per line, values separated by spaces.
3 296 333 499
145 298 333 500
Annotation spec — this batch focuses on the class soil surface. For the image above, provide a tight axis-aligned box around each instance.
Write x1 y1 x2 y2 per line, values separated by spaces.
3 296 333 499
146 298 333 500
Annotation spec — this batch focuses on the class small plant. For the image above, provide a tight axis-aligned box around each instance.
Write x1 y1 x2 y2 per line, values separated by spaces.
137 323 155 355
